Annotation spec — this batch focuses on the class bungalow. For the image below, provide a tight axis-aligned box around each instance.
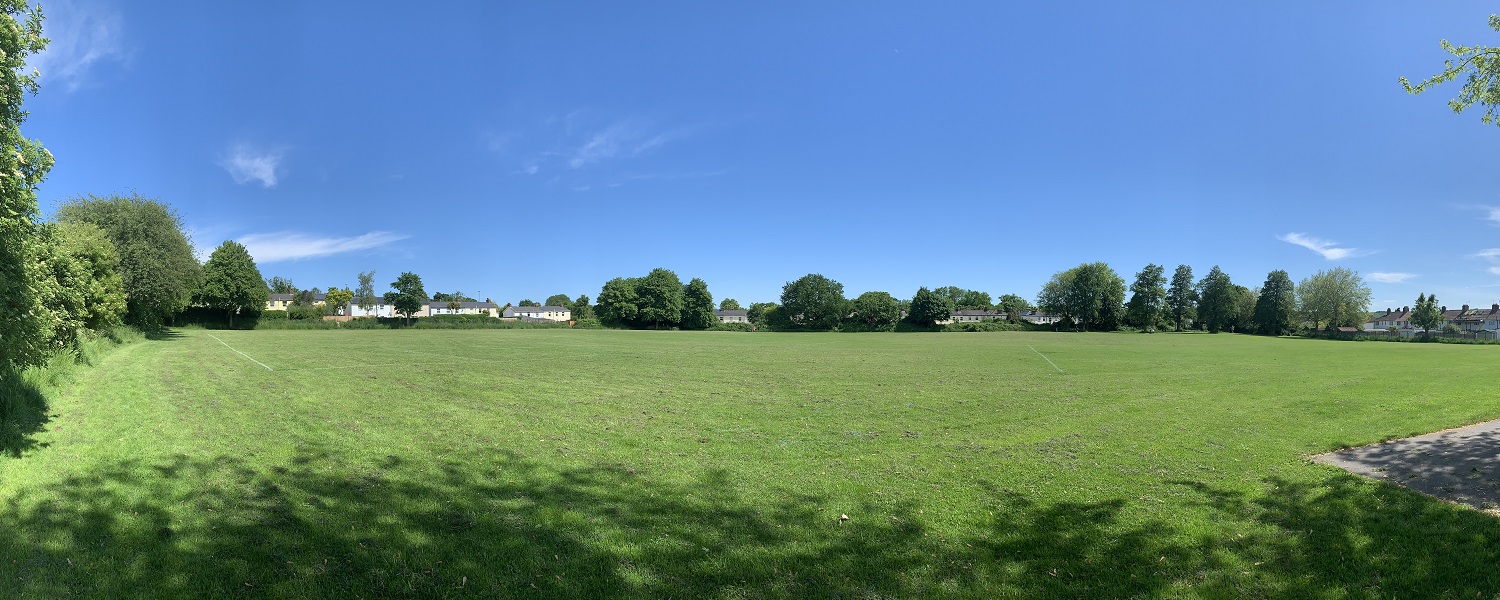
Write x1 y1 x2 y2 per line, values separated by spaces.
502 305 571 321
715 309 749 323
1019 311 1063 325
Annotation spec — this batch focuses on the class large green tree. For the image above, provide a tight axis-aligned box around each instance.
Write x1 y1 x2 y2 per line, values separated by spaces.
746 302 777 326
1195 266 1235 333
544 293 573 309
679 277 717 330
595 277 641 327
906 287 954 327
572 295 592 320
32 222 127 353
995 294 1032 320
0 2 53 370
850 291 900 330
1295 267 1371 331
1166 264 1197 332
55 193 200 328
780 274 847 331
1125 263 1167 331
1402 14 1500 127
1252 270 1296 336
385 272 426 325
637 268 685 329
355 270 378 316
195 240 268 328
718 298 742 311
1039 262 1125 331
324 287 353 316
266 276 295 295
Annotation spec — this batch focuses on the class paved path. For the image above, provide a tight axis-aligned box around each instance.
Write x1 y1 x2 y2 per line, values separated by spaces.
1313 419 1500 513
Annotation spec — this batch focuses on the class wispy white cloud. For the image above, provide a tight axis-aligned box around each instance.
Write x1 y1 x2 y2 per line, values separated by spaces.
1368 272 1417 284
1489 266 1500 277
26 0 128 92
1474 248 1500 260
1277 232 1370 260
239 231 409 263
219 143 285 188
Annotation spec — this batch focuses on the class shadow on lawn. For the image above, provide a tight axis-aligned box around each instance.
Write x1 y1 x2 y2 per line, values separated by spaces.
0 366 49 458
8 447 1500 598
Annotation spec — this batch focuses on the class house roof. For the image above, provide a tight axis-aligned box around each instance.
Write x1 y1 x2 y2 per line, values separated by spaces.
715 309 748 317
269 293 293 301
514 305 569 312
952 309 1002 317
434 301 498 308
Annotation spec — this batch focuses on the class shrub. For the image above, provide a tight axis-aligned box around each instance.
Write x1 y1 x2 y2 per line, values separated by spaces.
711 322 756 332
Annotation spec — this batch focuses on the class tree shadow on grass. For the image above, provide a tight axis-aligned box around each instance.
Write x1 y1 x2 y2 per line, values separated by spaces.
0 366 49 458
1171 475 1500 597
0 448 1229 599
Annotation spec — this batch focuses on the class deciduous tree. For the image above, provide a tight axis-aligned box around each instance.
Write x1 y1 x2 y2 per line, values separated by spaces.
1411 293 1442 333
1195 266 1235 333
679 278 716 330
572 295 592 320
324 287 353 316
385 272 426 325
1125 263 1166 331
905 287 953 327
355 271 378 316
1166 264 1197 332
1252 270 1296 336
56 194 200 328
637 268 685 329
266 276 295 295
780 274 847 331
0 3 54 369
1040 262 1126 331
719 298 742 311
596 278 640 327
850 291 900 329
1295 267 1371 331
1402 14 1500 127
195 240 269 328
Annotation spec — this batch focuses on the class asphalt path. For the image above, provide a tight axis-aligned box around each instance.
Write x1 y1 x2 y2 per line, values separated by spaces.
1313 419 1500 514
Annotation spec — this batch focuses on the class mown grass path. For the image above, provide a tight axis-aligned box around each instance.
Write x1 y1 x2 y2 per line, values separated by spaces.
3 329 1499 598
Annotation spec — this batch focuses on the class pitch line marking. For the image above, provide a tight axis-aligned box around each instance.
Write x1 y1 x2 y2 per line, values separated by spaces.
1027 344 1066 374
205 332 274 371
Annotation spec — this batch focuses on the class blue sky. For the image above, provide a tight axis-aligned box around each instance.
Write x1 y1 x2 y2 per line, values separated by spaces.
24 1 1500 310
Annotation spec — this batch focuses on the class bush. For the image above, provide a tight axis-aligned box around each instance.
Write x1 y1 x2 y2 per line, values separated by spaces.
260 310 288 321
943 319 1040 333
711 322 756 332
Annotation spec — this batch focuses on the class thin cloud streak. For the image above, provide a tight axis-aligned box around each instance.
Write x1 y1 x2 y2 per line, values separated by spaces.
1278 232 1369 260
26 0 128 92
1368 272 1417 284
219 144 284 188
239 231 409 263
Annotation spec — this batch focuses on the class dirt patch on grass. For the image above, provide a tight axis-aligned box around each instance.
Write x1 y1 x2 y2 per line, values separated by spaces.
1313 419 1500 514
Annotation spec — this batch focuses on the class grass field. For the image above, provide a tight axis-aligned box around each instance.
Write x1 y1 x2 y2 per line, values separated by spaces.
3 328 1500 598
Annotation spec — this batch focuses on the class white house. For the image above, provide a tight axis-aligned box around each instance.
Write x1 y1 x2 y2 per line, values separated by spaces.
503 305 571 321
430 301 500 317
715 309 749 323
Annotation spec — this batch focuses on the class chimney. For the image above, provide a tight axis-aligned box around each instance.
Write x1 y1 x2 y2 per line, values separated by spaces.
1386 308 1391 313
1492 303 1498 313
1402 306 1409 313
1442 306 1447 312
1463 304 1470 312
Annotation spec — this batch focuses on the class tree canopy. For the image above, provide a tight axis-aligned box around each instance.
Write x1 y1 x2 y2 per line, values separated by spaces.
1039 262 1125 331
55 193 200 328
906 287 953 327
679 278 717 330
1195 266 1235 333
385 272 426 324
1295 267 1371 330
544 294 573 309
195 240 269 327
1402 14 1500 127
266 276 295 295
637 268 685 329
1166 264 1197 332
1125 263 1167 331
1252 270 1296 336
849 291 900 330
355 271 378 315
1411 293 1442 333
779 274 847 331
0 3 54 370
719 298 742 311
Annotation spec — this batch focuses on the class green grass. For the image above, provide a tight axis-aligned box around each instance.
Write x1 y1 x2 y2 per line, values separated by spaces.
3 329 1500 598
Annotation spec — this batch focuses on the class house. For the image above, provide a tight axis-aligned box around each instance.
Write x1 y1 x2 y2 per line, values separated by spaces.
347 299 429 319
266 293 293 311
1019 311 1063 325
502 305 571 321
950 309 1005 323
1442 304 1500 332
1364 306 1412 330
715 309 749 323
430 301 500 317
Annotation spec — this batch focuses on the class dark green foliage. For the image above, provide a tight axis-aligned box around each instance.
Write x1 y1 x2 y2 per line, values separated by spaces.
1295 268 1371 330
1195 266 1235 333
995 294 1032 320
1411 293 1442 333
906 287 953 327
637 268 685 329
596 278 641 327
679 278 717 330
544 294 572 309
1125 263 1166 331
850 291 901 330
1166 264 1197 332
260 310 288 321
779 274 847 331
518 299 539 307
572 295 593 320
746 302 777 326
33 222 128 353
1039 262 1126 331
266 276 295 295
387 272 426 325
194 240 268 328
719 298 742 311
0 2 51 371
55 193 200 328
287 304 325 321
1252 270 1296 336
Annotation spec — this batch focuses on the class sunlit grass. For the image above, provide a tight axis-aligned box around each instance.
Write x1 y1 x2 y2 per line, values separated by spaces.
2 328 1499 598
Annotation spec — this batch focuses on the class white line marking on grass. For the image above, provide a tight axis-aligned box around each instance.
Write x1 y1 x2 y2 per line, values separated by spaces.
205 332 274 371
1027 344 1065 374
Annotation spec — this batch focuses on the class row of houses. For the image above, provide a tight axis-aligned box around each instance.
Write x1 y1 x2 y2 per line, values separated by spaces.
1364 303 1500 334
937 309 1063 325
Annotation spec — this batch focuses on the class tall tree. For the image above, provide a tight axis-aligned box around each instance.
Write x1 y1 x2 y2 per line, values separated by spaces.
545 293 573 309
995 294 1033 320
56 194 200 328
746 302 777 326
0 3 54 370
266 276 295 295
679 278 717 330
45 222 126 333
1039 262 1125 331
780 273 848 331
1195 266 1235 333
906 287 954 327
1401 14 1500 127
1295 267 1371 331
637 268 685 329
385 272 426 325
595 278 640 327
355 270 378 316
719 298 742 311
850 291 900 329
518 299 539 307
1166 264 1197 332
1411 293 1442 333
195 240 269 328
1125 263 1167 331
1252 270 1296 336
